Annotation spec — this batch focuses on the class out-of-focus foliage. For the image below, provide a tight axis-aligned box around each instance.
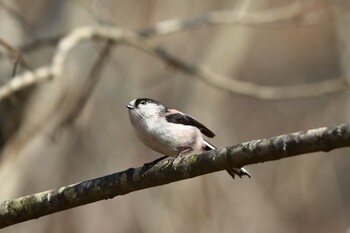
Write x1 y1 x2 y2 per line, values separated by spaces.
0 0 349 232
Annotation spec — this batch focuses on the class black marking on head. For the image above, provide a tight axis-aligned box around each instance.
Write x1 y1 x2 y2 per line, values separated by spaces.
166 112 216 138
134 98 163 108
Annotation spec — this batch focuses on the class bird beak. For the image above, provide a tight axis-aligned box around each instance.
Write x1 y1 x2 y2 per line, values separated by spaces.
126 104 134 109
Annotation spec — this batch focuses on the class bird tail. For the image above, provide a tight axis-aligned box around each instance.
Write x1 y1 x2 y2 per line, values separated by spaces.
203 140 216 150
204 141 251 179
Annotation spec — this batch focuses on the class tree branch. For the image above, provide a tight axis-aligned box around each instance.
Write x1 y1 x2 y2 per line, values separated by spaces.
0 25 347 101
0 38 31 71
1 123 350 229
1 1 347 101
52 40 113 131
138 0 309 37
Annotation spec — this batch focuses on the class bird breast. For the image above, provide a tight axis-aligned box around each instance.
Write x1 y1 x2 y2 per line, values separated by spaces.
132 116 204 157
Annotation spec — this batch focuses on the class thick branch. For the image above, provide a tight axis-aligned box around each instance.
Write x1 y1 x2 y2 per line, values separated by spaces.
1 123 350 228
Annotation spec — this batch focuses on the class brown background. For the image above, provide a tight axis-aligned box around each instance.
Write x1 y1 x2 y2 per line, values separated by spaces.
0 0 349 232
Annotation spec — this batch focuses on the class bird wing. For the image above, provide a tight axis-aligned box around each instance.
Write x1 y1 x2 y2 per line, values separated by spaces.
165 109 215 138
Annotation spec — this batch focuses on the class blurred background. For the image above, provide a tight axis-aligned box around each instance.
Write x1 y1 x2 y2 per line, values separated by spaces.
0 0 349 232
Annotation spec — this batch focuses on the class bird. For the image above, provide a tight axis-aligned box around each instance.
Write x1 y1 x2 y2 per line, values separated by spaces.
126 97 250 179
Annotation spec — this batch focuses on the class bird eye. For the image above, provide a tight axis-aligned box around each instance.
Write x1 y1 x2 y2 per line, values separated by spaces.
140 100 146 105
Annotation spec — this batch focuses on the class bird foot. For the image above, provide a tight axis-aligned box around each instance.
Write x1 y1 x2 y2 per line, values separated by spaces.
142 155 168 170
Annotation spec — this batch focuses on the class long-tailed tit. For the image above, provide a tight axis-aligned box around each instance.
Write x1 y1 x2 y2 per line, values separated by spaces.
126 97 250 179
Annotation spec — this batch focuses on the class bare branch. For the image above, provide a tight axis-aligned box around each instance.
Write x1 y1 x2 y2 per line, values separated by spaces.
0 38 31 71
19 34 63 53
0 1 347 101
17 1 346 52
0 1 38 39
137 46 347 99
138 0 310 37
53 40 113 130
0 123 349 228
0 67 52 99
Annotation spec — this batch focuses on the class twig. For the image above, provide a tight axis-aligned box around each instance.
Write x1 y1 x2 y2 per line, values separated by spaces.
0 1 347 101
54 40 113 129
0 1 38 39
17 1 346 53
0 38 31 71
0 66 52 99
139 45 348 99
0 123 349 228
138 0 310 37
19 34 63 53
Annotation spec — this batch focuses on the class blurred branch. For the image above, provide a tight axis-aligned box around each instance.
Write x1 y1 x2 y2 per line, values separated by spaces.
53 41 113 130
0 66 51 99
0 1 38 39
19 34 63 53
17 1 346 53
0 38 31 71
138 0 310 37
141 46 347 99
17 1 309 52
0 1 347 101
1 123 350 228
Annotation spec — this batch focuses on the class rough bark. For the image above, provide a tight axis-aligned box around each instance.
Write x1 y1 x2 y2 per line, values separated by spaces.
0 123 349 228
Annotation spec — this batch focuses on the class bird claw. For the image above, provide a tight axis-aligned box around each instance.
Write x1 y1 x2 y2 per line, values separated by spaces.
142 155 168 170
